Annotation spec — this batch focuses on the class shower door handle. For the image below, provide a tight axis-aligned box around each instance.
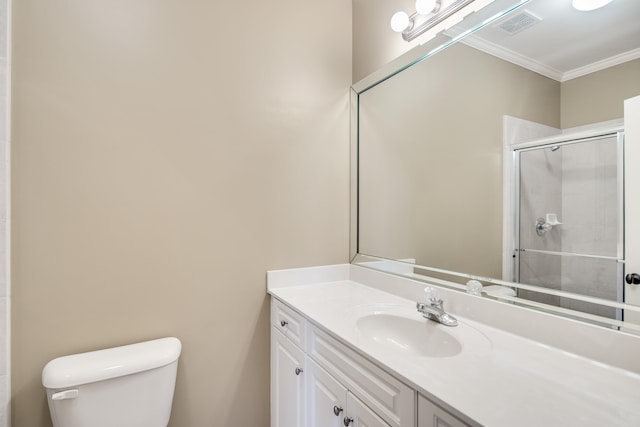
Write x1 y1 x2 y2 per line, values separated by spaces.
626 273 640 285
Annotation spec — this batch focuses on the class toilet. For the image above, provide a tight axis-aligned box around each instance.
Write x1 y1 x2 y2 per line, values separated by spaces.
42 337 182 427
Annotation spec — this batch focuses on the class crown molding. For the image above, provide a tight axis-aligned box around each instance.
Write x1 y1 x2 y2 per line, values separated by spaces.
562 47 640 81
459 34 563 81
459 34 640 82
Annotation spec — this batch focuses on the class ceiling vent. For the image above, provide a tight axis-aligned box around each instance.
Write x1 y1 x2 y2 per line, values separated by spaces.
497 10 542 35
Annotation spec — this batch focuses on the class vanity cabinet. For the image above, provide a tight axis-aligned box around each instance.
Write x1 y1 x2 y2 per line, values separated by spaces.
271 298 414 427
271 297 473 427
418 395 470 427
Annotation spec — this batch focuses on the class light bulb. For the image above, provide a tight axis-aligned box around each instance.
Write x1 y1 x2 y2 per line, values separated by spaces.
572 0 613 11
390 11 410 32
416 0 437 15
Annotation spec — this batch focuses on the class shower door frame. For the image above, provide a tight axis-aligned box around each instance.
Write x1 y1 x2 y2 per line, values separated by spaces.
510 129 625 321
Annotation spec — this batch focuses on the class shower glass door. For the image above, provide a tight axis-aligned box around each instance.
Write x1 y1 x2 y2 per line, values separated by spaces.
515 132 624 320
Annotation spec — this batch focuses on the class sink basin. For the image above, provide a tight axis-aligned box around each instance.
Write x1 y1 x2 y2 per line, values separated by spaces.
356 313 463 358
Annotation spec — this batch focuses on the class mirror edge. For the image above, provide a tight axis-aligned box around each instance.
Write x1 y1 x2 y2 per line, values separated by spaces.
353 254 640 333
350 87 359 262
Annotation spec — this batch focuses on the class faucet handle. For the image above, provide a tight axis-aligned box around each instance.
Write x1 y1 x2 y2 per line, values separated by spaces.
424 287 440 303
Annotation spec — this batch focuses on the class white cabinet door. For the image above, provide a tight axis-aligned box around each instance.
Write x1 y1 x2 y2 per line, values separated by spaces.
306 358 347 427
418 394 469 427
271 327 305 427
345 392 391 427
625 95 640 323
308 325 415 427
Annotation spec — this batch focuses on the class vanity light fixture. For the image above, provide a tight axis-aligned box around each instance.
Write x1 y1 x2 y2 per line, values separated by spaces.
572 0 613 11
416 0 441 15
391 0 477 42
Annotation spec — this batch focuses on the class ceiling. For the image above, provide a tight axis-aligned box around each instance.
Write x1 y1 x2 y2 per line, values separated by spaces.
455 0 640 81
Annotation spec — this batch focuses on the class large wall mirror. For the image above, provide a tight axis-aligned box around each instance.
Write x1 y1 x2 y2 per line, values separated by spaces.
352 0 640 330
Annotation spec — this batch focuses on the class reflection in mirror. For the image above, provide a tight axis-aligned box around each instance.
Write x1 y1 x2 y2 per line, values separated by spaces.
353 0 640 329
513 132 623 320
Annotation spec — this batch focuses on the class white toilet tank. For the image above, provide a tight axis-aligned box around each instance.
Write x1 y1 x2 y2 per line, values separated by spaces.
42 337 182 427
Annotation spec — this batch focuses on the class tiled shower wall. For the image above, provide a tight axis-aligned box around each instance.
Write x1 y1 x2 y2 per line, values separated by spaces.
560 136 619 318
518 144 563 306
507 116 620 318
518 135 620 319
0 0 8 425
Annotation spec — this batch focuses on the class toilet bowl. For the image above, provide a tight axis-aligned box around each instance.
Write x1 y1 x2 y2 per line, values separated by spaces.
42 337 181 427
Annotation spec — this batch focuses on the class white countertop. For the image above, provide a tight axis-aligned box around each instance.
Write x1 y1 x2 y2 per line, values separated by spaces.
269 276 640 427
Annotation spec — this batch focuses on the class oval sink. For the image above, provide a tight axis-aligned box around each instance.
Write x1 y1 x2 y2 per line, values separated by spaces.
356 313 463 358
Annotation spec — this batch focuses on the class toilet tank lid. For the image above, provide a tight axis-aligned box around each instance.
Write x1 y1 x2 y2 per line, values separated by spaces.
42 337 182 389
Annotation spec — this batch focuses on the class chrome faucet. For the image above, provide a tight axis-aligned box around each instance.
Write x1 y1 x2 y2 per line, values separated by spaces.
416 287 458 327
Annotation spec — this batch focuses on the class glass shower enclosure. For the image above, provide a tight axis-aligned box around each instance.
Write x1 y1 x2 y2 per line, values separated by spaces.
513 132 624 320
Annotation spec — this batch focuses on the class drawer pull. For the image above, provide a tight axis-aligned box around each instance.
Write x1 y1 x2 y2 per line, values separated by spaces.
343 416 354 426
333 405 343 416
295 367 303 375
280 320 288 327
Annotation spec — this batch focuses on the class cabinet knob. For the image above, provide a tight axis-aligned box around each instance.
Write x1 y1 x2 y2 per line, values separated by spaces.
295 367 303 375
343 416 354 426
280 320 288 327
333 405 343 416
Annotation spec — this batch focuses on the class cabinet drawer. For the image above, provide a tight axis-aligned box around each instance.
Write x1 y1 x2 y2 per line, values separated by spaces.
307 325 415 427
271 298 306 349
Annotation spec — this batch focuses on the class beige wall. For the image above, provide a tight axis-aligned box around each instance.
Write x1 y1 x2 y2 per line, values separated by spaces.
11 1 351 426
561 59 640 128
